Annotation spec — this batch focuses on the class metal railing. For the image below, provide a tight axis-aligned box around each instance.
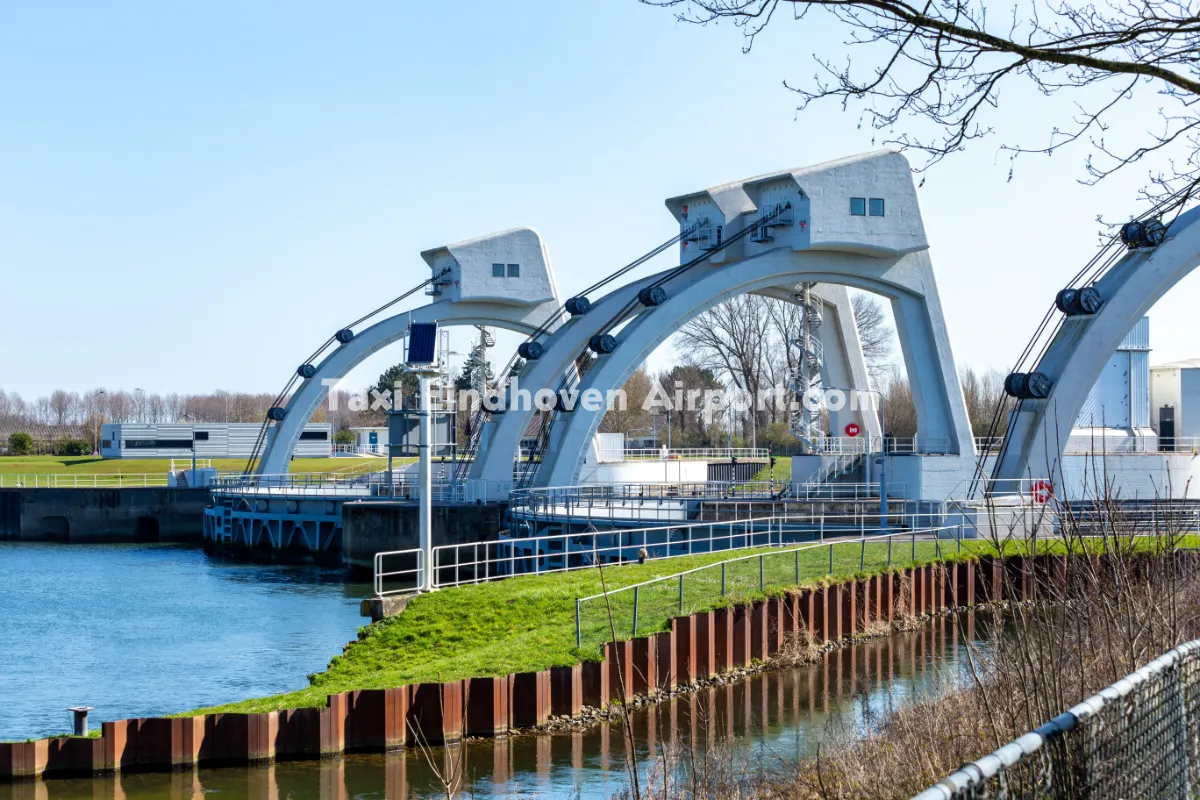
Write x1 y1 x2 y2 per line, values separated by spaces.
169 458 213 471
429 516 786 591
620 447 771 461
333 444 387 456
792 482 909 501
0 473 173 488
373 548 424 597
915 637 1200 799
508 481 781 522
209 470 508 503
574 523 966 649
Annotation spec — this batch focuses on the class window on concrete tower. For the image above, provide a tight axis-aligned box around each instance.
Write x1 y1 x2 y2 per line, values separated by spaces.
492 263 505 277
850 197 866 216
869 198 885 216
507 263 520 277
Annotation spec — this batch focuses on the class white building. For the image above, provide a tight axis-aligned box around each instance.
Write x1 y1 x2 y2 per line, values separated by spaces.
101 422 332 459
1150 359 1200 447
346 426 388 455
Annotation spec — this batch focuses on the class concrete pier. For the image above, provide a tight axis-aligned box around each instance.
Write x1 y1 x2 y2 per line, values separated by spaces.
0 487 208 543
341 500 507 574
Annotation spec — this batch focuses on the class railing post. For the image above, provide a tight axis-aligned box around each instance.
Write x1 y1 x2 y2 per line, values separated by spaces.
860 538 866 571
888 536 893 567
828 543 834 576
576 598 582 649
912 529 916 563
721 563 726 597
632 585 639 637
795 549 800 585
759 554 765 592
679 574 684 614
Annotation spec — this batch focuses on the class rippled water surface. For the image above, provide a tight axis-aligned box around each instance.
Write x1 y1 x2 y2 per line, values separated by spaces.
2 602 993 799
0 542 368 741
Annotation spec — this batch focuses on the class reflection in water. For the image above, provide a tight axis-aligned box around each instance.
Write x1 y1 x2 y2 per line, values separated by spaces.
0 543 369 741
4 614 994 800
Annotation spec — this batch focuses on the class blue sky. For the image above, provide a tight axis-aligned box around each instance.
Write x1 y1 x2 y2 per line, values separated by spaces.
2 0 1195 397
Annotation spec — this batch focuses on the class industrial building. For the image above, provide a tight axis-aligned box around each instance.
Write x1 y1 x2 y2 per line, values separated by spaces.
1150 359 1200 447
100 422 332 460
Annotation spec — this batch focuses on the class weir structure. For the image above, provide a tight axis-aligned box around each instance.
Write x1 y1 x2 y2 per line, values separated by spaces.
990 205 1200 494
203 148 1199 563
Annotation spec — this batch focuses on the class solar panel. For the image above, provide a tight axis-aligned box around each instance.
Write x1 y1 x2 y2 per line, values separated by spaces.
407 322 438 364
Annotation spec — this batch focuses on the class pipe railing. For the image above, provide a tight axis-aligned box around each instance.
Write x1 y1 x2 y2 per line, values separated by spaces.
574 523 966 648
373 548 424 598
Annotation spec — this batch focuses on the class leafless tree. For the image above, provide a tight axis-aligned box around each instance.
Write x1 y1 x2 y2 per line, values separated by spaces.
851 293 895 383
678 294 774 400
645 0 1200 213
960 364 1012 437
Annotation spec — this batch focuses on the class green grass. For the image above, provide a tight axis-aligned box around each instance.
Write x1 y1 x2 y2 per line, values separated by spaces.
194 536 996 716
750 458 792 483
0 455 409 475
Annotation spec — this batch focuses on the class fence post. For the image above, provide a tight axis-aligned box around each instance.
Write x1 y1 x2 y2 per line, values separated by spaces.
888 536 893 567
828 543 834 576
575 598 582 649
721 563 726 597
860 538 866 571
759 555 765 592
632 586 639 637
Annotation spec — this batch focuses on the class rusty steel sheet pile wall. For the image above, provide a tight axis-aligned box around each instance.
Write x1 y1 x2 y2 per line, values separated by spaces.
5 555 1066 784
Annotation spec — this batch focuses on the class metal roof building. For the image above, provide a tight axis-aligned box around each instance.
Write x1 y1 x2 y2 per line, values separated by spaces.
100 422 332 460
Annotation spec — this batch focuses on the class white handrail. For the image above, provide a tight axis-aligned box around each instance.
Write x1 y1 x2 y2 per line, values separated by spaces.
373 548 424 597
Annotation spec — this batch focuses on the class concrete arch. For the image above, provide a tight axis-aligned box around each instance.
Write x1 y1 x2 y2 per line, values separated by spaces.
993 207 1200 486
533 247 974 488
257 300 553 475
466 271 879 496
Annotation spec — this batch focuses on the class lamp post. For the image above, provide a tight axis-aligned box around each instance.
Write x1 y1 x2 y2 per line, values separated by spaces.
93 389 106 456
182 413 197 473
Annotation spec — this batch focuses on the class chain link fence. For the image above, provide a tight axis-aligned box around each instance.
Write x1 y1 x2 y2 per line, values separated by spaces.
915 638 1200 799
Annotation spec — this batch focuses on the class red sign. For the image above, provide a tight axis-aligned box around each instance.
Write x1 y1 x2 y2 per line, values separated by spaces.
1030 480 1054 504
844 423 860 437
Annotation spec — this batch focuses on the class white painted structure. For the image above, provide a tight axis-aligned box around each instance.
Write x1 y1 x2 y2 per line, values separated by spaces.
347 426 388 454
1151 359 1200 441
526 150 973 492
255 228 564 475
994 205 1200 486
102 422 332 459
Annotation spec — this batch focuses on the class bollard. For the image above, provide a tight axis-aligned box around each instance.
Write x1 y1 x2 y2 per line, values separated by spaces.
69 706 93 737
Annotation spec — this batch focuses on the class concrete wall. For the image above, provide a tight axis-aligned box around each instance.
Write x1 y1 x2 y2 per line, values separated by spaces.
342 501 507 573
0 488 208 543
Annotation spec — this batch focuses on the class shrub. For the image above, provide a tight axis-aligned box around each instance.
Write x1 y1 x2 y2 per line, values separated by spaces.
7 432 33 456
333 429 355 446
55 439 92 457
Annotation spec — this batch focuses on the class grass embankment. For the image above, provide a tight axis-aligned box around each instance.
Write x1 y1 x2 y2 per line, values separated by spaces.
197 537 1004 716
0 455 404 475
749 458 792 484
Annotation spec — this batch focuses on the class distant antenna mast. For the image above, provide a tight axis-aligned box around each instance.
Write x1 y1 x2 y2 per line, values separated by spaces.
789 283 823 451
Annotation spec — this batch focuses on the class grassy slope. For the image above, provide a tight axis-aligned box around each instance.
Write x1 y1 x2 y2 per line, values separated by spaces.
197 538 995 716
0 455 407 475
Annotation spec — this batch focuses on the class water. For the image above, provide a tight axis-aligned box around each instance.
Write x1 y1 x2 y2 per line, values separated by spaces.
0 543 369 741
1 614 994 799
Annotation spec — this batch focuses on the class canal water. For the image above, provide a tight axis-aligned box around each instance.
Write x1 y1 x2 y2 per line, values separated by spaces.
1 610 994 799
0 543 368 742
